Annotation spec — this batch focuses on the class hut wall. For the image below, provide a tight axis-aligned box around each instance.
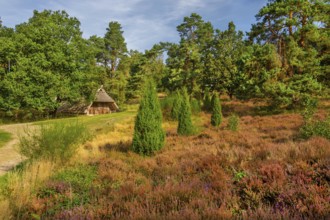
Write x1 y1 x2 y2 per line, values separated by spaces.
88 102 111 115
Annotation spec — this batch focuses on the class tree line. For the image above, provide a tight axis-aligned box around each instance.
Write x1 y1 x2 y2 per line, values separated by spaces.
0 0 329 119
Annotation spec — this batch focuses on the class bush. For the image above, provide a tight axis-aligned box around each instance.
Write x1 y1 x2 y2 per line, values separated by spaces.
170 91 182 120
177 88 194 136
203 89 212 111
211 94 222 127
19 121 90 162
300 116 330 140
132 80 165 156
228 114 239 131
190 98 201 115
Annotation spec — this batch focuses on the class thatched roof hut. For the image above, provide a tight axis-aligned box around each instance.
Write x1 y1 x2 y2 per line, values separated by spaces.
88 86 119 115
56 86 119 116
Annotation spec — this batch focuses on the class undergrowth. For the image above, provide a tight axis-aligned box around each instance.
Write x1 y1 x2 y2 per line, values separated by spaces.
19 121 90 162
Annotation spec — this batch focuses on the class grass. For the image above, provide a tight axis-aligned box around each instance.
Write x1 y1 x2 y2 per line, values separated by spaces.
34 105 138 134
0 129 12 149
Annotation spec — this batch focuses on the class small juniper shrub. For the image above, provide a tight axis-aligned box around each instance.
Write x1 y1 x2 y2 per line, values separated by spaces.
160 93 176 119
170 91 182 120
211 93 222 127
203 88 212 112
228 114 239 131
300 99 330 139
190 98 202 115
177 88 194 136
132 79 165 155
300 116 330 140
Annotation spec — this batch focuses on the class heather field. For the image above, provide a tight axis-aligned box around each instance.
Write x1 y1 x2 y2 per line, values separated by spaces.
0 99 329 219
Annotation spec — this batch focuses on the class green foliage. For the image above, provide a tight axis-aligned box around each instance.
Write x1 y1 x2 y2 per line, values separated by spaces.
19 121 90 162
0 129 11 149
132 80 165 156
264 75 322 109
228 114 239 131
0 10 97 115
203 89 212 111
233 170 247 182
300 116 330 140
52 164 97 193
301 98 318 122
177 88 194 136
190 98 201 115
210 94 222 127
170 91 182 120
37 164 97 216
165 13 214 95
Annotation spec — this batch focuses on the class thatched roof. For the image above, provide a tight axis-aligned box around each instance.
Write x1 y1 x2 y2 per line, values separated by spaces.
94 87 115 103
56 102 89 115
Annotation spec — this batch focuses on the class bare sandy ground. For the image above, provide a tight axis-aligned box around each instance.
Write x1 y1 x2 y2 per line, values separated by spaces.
0 123 32 176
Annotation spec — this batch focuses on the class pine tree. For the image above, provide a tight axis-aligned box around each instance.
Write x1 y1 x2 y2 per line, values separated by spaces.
170 91 182 120
203 88 212 111
177 88 194 135
132 80 165 155
211 93 222 127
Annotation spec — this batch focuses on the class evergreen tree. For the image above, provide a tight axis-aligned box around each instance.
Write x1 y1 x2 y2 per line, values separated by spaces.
177 88 194 135
203 88 212 111
132 80 165 156
170 91 182 120
211 93 222 127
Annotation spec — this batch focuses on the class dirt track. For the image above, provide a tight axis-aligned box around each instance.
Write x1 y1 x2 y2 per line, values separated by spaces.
0 123 32 176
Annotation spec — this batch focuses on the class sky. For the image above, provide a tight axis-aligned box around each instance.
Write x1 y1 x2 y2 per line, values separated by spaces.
0 0 267 52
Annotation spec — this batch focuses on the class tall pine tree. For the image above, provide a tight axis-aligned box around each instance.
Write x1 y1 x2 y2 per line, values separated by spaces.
132 80 165 156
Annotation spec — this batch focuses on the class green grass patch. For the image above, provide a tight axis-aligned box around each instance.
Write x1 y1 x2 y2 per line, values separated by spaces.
34 105 138 134
0 129 12 149
38 164 98 216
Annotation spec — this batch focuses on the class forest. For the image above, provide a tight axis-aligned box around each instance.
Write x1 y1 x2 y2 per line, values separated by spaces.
0 0 329 219
0 0 328 120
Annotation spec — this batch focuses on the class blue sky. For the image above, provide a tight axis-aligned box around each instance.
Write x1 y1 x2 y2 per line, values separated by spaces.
0 0 267 51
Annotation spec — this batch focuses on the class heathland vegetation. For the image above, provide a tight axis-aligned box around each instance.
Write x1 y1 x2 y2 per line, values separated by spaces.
0 0 329 219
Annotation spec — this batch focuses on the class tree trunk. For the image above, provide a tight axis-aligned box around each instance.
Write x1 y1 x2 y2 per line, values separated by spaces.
288 11 293 36
299 15 307 48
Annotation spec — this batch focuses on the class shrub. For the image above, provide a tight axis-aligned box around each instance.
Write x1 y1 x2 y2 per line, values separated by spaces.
211 94 222 127
228 114 239 131
19 122 90 162
203 88 212 111
300 116 330 140
132 80 165 156
177 88 194 136
170 91 182 120
190 98 201 115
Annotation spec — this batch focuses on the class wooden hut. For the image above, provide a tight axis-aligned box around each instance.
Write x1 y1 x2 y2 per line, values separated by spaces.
56 86 119 116
87 86 119 115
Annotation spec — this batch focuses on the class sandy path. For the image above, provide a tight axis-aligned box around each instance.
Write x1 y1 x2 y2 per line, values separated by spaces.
0 123 33 176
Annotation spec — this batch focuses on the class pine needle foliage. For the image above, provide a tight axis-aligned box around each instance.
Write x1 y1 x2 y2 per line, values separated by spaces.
170 91 182 120
211 93 222 127
203 89 212 112
132 80 165 156
177 88 194 136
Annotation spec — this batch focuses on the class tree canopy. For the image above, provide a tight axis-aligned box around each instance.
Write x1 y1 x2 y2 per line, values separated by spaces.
0 2 329 120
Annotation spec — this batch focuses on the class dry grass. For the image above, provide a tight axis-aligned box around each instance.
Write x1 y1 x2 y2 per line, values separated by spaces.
0 160 56 219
